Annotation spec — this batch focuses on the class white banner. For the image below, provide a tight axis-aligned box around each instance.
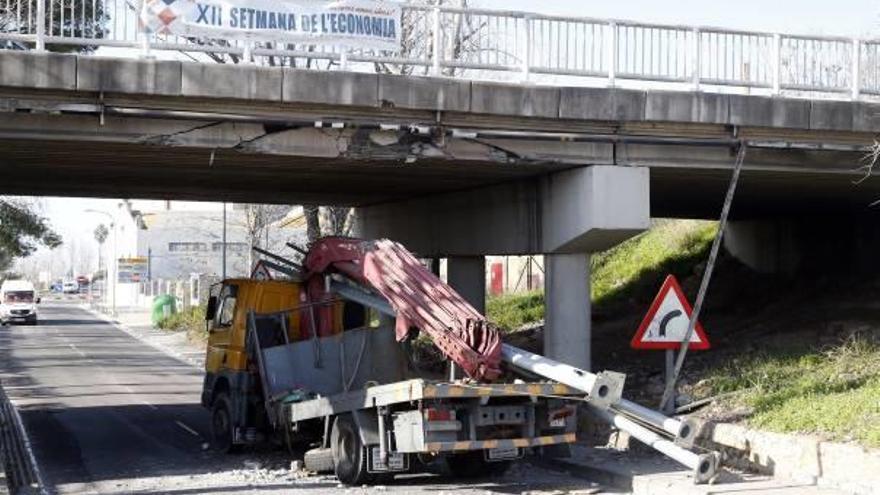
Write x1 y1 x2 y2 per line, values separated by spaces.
140 0 401 51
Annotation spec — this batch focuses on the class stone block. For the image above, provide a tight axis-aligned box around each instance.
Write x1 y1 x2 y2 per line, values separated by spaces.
709 423 820 480
471 82 559 118
728 95 810 128
817 441 880 494
283 69 377 107
77 57 181 95
181 63 282 101
559 87 646 121
378 74 470 111
853 102 880 132
0 51 76 90
645 91 729 124
810 100 854 131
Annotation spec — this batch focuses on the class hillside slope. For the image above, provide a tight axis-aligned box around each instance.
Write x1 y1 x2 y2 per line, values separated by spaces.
489 220 880 447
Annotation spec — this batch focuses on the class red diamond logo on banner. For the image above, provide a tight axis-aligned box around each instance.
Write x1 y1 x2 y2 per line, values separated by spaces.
158 8 177 26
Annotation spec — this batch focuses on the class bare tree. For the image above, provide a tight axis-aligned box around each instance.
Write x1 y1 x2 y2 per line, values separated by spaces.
374 0 488 77
239 204 292 267
304 205 322 243
857 141 880 185
321 206 354 237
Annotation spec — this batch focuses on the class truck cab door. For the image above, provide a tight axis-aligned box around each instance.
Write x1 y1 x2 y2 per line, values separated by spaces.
206 283 240 373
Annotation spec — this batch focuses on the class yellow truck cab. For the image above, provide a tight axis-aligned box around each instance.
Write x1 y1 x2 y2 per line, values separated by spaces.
201 277 353 451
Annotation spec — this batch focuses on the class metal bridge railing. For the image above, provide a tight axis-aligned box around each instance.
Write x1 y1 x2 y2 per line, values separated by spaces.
1 0 878 99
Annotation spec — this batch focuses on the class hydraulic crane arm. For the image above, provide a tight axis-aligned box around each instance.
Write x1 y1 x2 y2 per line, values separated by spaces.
304 237 503 381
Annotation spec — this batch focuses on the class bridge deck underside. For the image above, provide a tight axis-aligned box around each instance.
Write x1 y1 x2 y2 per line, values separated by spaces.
0 138 567 206
3 138 880 219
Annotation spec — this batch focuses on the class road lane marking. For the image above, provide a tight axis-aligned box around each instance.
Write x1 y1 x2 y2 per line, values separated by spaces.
175 420 201 438
67 343 86 357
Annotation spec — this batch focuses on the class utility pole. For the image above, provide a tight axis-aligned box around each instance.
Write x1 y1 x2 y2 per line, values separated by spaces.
85 209 117 316
222 202 227 279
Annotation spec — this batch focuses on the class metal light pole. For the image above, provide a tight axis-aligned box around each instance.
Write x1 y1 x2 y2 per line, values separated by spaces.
85 209 117 316
222 202 227 279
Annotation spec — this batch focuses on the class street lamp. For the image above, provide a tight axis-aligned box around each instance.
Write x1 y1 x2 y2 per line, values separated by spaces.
84 209 117 316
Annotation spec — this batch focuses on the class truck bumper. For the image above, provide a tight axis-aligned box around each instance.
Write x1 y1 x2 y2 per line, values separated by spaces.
424 432 577 453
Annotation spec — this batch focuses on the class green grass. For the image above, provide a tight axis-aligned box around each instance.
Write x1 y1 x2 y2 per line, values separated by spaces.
591 219 717 308
156 305 209 342
485 220 717 331
695 337 880 446
486 290 545 331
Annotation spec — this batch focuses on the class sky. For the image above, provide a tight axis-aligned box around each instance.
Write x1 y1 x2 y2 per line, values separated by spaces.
479 0 878 38
23 0 879 272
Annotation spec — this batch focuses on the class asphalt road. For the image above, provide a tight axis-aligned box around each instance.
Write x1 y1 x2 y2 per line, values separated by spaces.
0 303 610 494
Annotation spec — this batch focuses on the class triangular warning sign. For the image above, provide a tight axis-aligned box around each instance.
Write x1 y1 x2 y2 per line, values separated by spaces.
631 275 710 350
251 260 273 280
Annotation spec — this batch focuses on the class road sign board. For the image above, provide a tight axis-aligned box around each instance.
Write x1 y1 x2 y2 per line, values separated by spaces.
631 275 710 350
251 260 273 280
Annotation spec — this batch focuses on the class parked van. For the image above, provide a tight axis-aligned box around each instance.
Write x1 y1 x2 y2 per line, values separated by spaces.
62 280 79 294
0 280 40 325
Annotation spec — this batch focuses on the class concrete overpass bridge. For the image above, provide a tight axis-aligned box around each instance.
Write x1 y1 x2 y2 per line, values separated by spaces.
2 4 880 370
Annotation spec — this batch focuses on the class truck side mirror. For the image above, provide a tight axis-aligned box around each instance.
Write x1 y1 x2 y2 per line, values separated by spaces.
205 296 218 321
36 297 41 304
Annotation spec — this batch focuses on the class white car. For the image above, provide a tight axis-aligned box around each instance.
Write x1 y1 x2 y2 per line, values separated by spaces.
0 280 40 325
62 281 79 294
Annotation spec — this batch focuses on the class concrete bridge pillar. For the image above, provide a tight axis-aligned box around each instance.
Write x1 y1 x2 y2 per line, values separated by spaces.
356 164 649 373
544 254 591 370
725 215 880 276
447 256 486 314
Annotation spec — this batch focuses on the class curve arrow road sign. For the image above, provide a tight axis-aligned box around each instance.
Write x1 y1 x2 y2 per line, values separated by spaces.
630 275 710 350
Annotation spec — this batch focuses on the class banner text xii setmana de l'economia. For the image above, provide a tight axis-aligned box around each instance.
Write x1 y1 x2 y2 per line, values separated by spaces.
141 0 402 51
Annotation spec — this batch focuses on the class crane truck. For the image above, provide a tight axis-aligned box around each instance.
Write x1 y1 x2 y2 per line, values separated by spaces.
202 237 717 485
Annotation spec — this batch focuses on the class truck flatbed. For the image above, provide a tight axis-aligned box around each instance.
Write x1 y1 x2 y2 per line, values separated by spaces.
287 379 583 422
286 379 582 454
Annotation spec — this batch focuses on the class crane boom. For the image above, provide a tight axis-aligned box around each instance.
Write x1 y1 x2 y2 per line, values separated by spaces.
304 237 503 381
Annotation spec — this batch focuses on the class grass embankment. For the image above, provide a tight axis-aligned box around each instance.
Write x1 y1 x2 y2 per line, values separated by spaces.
695 337 880 447
156 306 208 343
486 220 880 447
486 220 717 330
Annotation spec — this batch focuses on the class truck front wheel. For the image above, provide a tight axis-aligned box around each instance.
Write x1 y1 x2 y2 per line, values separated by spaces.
331 414 371 485
211 393 240 453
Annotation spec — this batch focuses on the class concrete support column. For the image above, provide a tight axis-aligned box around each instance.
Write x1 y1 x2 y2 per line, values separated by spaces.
447 256 486 314
544 253 591 370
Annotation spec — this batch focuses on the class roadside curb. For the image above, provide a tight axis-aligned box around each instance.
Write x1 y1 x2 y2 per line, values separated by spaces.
701 421 880 494
79 305 203 371
0 381 44 495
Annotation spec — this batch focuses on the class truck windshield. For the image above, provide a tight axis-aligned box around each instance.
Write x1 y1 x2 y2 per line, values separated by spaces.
5 291 34 303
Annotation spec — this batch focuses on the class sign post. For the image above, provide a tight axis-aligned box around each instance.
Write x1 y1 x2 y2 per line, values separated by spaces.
631 275 710 413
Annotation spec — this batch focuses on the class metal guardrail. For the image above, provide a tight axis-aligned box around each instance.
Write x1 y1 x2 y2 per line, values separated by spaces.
1 1 878 99
0 382 41 494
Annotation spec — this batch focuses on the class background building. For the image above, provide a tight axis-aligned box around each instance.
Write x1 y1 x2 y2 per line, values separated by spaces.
137 209 250 280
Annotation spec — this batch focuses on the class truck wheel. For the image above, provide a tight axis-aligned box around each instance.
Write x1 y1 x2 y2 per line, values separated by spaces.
211 393 240 453
447 452 511 478
331 414 371 485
